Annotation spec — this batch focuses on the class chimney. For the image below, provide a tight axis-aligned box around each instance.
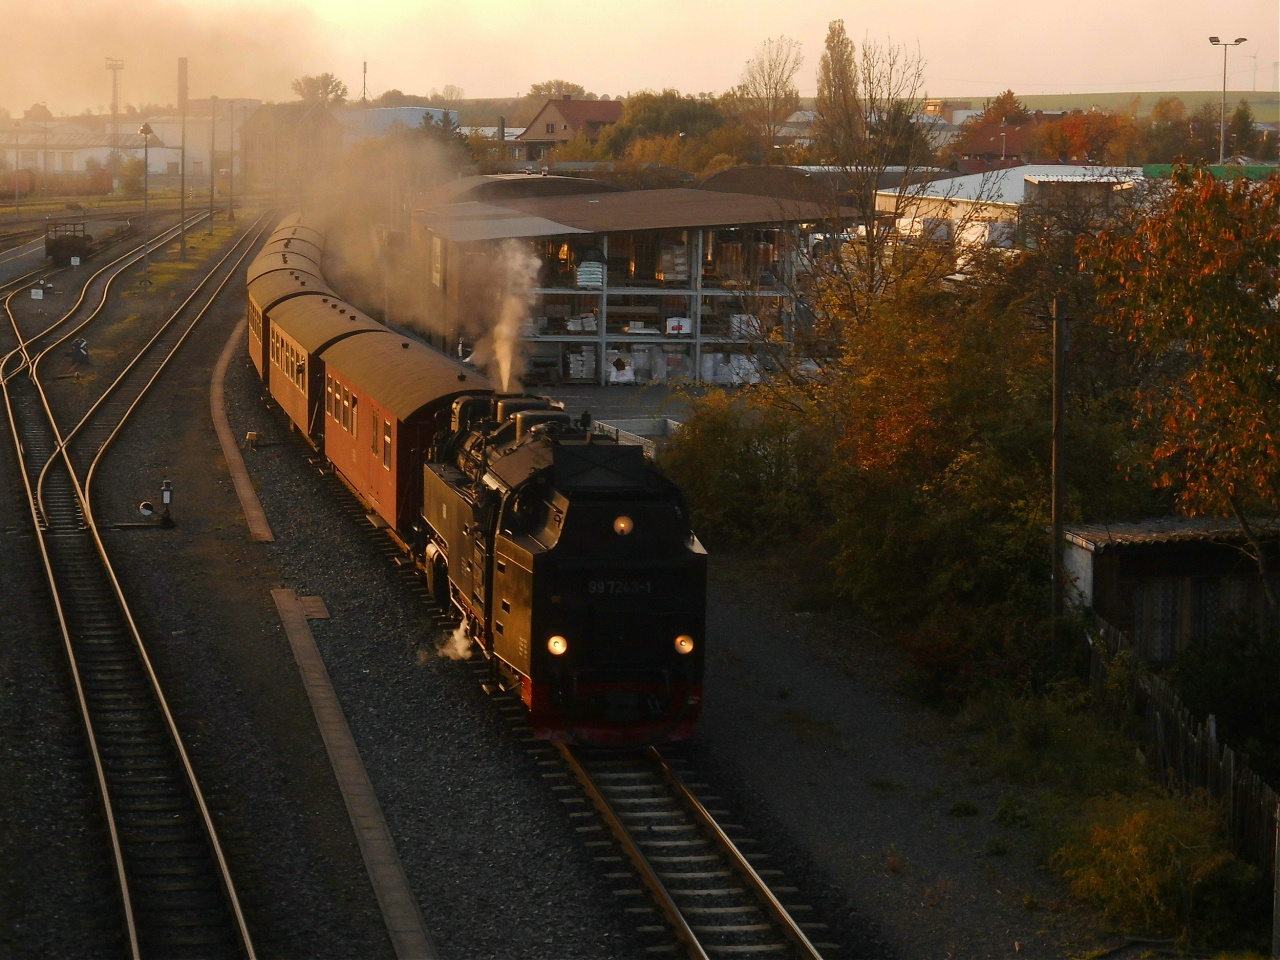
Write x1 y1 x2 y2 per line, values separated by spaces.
564 93 572 101
498 116 505 143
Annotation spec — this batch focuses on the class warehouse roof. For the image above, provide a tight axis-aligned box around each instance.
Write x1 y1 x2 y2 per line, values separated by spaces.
416 188 840 243
888 165 1142 207
270 297 387 354
321 333 491 421
1064 517 1277 552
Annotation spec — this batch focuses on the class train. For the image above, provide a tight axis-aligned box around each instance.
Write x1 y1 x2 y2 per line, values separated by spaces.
246 214 706 745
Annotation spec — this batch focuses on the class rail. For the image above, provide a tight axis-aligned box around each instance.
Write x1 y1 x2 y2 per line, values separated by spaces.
557 744 827 960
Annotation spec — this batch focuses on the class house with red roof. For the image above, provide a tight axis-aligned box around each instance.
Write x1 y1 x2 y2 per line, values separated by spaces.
515 97 624 161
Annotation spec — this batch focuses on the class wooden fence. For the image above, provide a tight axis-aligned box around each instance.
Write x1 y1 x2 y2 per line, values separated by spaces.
1088 617 1279 880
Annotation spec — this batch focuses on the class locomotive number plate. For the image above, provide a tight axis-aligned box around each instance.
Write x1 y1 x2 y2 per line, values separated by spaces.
588 579 653 596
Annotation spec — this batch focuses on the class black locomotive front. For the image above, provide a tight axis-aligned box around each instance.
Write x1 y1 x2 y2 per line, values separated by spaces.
423 401 706 745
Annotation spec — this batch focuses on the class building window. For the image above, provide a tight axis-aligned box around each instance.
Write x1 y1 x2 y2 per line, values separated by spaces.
545 122 555 134
382 421 392 468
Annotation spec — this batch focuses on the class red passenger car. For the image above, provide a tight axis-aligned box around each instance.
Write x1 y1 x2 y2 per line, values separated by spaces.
265 297 387 442
246 270 336 379
321 334 491 532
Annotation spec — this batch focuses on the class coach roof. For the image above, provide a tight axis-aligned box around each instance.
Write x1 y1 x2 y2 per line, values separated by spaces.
247 269 336 313
261 236 324 262
246 250 323 284
321 334 492 421
268 223 326 249
270 296 387 354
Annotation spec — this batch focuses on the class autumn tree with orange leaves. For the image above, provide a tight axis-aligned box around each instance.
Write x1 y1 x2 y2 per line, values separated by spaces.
1084 165 1280 608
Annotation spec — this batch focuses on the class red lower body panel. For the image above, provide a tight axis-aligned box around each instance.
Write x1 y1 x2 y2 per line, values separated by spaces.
524 676 702 746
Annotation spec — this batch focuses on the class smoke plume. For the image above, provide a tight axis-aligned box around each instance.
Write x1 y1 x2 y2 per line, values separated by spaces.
487 240 541 393
436 619 474 660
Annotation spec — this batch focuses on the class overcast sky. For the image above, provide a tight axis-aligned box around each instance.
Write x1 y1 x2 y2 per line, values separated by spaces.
4 0 1277 115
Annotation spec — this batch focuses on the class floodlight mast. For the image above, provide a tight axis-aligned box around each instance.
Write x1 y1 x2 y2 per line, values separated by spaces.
1209 36 1248 163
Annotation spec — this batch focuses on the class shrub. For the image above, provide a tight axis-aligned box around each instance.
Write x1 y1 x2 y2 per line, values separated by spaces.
1050 790 1232 936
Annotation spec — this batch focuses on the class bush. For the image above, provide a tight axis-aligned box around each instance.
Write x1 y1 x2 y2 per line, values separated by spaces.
1050 789 1234 936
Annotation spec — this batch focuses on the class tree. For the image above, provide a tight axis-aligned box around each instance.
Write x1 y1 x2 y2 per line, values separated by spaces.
1151 96 1187 124
527 80 592 100
440 84 465 102
982 89 1029 124
1228 99 1258 157
599 89 726 156
814 20 863 158
292 73 348 107
1083 166 1280 611
23 102 52 121
732 36 804 148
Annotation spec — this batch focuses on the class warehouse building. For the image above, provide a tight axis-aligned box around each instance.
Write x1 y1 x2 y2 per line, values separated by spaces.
409 185 839 385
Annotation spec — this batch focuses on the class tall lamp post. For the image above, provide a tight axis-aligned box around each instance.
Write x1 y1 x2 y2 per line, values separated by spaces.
1209 36 1248 163
139 123 153 284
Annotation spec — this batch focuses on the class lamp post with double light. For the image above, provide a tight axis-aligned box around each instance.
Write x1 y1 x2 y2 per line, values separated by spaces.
1209 36 1247 163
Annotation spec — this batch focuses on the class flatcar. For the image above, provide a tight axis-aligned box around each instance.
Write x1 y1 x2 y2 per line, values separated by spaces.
245 214 705 745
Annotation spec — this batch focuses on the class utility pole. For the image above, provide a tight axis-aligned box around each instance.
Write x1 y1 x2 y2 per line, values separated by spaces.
361 61 369 102
227 101 235 223
208 95 217 235
106 58 124 183
1051 298 1067 646
139 123 153 284
12 121 19 213
179 58 187 259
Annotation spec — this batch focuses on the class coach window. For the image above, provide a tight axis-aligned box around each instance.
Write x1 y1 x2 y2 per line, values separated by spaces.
325 377 332 417
342 387 350 431
351 396 358 440
371 410 379 454
382 421 392 469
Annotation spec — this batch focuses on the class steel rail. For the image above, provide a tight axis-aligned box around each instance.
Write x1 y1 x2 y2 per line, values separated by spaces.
558 744 828 960
556 744 712 960
36 212 264 516
648 747 825 960
0 213 261 959
0 341 140 960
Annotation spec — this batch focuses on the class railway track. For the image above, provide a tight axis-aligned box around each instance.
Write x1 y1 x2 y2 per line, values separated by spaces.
554 744 835 960
0 212 265 959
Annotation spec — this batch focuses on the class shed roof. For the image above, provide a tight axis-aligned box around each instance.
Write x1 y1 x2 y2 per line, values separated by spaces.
321 334 491 422
246 270 336 314
1065 517 1277 552
246 250 323 284
416 188 838 243
270 296 388 354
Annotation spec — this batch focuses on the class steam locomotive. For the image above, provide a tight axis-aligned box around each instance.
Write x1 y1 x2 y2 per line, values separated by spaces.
247 214 706 745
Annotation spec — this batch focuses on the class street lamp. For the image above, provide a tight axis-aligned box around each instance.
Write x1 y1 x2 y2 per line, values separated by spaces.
139 122 153 284
1209 36 1248 164
209 94 217 235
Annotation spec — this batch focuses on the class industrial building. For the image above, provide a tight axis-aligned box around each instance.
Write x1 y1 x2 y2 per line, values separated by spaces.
409 181 840 385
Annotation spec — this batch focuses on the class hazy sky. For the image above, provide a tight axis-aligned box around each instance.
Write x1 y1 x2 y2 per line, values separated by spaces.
4 0 1277 115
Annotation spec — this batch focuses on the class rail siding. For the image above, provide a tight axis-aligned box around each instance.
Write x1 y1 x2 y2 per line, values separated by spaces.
1089 617 1279 878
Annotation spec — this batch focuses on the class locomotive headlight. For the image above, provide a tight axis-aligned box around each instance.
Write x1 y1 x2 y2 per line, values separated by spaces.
674 635 695 655
613 515 634 536
547 635 569 656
